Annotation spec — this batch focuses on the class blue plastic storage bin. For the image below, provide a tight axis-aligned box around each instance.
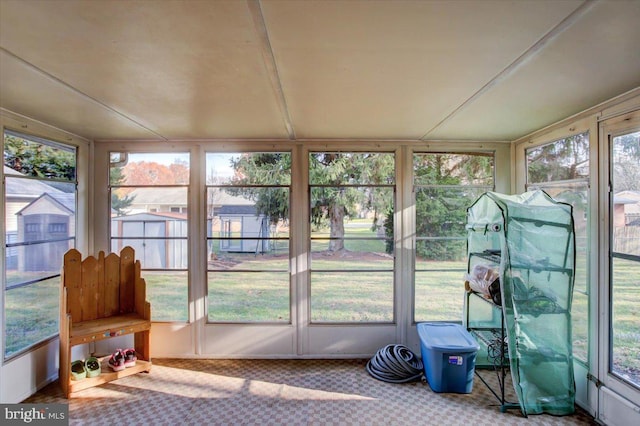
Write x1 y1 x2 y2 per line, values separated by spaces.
417 322 480 393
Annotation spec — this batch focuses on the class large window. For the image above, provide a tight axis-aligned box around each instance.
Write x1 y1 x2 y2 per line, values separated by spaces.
610 129 640 389
309 152 395 322
206 152 291 322
109 152 189 322
413 152 494 322
3 130 76 358
526 132 590 364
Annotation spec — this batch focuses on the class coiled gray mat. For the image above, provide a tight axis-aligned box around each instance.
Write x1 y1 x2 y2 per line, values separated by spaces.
366 344 424 383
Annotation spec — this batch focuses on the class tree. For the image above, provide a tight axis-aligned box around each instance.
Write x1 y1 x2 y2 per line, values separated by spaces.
310 153 394 252
230 152 395 253
229 153 291 226
4 134 76 182
409 153 493 260
527 133 589 183
123 161 188 185
612 132 640 192
109 166 135 216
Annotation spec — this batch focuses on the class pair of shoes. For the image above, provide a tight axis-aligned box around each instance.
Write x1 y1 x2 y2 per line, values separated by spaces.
108 349 137 371
85 356 101 378
70 360 86 380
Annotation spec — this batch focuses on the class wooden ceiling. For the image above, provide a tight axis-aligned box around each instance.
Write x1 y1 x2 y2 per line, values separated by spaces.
1 0 639 142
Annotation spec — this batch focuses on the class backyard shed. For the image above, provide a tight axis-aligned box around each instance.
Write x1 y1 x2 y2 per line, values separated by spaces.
214 205 270 253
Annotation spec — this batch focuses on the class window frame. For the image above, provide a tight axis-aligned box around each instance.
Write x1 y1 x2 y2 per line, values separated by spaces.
307 151 397 324
3 129 77 360
108 151 191 323
205 151 292 324
412 151 495 323
524 131 591 366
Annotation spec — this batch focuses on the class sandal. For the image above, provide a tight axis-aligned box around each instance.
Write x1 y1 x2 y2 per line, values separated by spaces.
70 360 87 380
108 350 126 372
85 356 101 378
123 348 137 368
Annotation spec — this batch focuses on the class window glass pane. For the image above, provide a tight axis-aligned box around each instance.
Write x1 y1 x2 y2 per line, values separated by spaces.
413 153 493 186
611 258 640 387
206 153 291 185
208 244 289 271
526 133 589 183
4 131 76 358
144 271 189 322
208 272 290 322
413 152 493 324
111 186 188 269
527 134 591 365
530 182 589 294
610 130 640 387
110 152 189 186
415 270 466 321
110 152 189 322
4 277 60 358
4 131 76 181
6 241 74 288
612 131 640 256
310 153 395 185
309 153 395 323
572 292 588 364
206 152 291 323
311 272 394 322
310 186 394 270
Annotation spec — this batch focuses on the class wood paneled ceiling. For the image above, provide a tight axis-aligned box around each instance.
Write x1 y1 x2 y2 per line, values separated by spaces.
1 0 639 142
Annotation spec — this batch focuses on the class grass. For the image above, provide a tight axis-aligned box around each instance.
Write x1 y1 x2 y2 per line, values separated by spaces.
4 277 59 357
611 258 640 383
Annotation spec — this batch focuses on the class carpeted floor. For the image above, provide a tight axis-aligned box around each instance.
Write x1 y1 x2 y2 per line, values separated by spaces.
25 359 595 425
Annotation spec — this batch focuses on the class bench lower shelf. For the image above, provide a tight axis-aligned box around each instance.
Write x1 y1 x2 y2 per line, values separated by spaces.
67 359 151 396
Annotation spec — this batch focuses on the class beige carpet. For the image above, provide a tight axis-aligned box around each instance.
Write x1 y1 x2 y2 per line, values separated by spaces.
25 359 595 425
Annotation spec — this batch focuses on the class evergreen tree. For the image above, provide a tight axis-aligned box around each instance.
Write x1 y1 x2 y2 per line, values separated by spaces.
109 166 135 216
4 134 75 181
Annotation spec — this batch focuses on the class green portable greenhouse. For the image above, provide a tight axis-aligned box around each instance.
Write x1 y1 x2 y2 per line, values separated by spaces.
466 190 576 416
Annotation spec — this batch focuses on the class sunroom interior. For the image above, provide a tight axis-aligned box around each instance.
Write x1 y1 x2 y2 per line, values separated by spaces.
1 0 639 424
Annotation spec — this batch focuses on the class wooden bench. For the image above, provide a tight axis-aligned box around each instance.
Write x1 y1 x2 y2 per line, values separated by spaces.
59 246 151 398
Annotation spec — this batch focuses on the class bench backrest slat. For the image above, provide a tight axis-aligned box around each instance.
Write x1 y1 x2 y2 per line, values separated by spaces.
63 247 144 321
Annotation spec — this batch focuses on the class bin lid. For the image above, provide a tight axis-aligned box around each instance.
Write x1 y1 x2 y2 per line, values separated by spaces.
417 322 479 352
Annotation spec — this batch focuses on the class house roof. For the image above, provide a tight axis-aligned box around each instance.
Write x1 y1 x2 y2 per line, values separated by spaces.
218 205 259 215
127 187 253 206
614 191 640 205
4 166 64 198
111 211 187 221
16 192 75 215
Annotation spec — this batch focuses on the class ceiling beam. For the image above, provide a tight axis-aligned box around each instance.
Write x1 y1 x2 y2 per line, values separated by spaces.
247 0 296 140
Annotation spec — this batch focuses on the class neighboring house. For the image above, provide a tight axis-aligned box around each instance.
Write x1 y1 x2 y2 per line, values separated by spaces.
125 186 188 214
613 191 640 227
